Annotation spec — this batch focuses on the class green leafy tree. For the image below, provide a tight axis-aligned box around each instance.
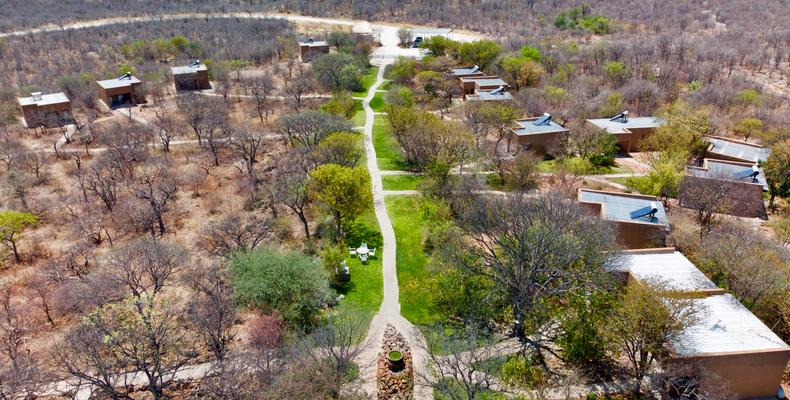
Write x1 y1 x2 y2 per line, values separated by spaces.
230 247 332 327
314 132 364 168
386 57 417 85
309 164 373 237
607 283 699 396
599 92 625 117
558 291 613 367
419 36 460 57
384 85 414 107
458 40 502 69
580 15 613 34
0 210 38 262
500 56 544 89
641 100 712 165
603 61 629 86
764 139 790 208
320 91 357 119
519 46 541 61
627 156 686 199
733 117 763 142
312 53 365 92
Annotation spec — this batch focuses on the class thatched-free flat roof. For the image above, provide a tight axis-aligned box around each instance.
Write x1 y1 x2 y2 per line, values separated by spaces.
97 75 142 89
18 92 69 106
619 249 718 292
587 116 662 134
688 159 768 191
705 136 770 163
172 63 208 75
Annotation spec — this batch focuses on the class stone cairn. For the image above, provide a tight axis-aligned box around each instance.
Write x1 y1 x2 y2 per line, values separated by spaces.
377 324 414 399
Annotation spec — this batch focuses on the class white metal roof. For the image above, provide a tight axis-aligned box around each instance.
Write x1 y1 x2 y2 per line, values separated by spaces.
97 75 142 89
621 250 717 292
18 92 69 106
587 116 662 134
673 294 789 356
172 63 207 75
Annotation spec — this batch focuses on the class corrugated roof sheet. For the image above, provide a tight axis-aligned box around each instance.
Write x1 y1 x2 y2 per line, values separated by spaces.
705 137 771 163
579 189 669 227
587 116 662 134
97 75 142 89
18 92 69 106
673 294 789 356
172 63 207 75
688 159 768 191
621 250 717 292
513 117 568 135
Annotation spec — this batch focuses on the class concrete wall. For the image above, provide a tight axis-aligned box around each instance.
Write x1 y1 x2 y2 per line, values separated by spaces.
20 101 72 127
613 221 667 249
613 126 655 153
666 349 790 399
99 82 144 107
299 45 329 61
515 132 565 156
678 175 767 219
174 70 211 91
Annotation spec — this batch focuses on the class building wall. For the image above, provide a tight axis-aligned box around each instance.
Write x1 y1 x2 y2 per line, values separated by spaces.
613 221 667 249
20 101 72 127
515 132 565 156
678 175 767 219
612 127 655 153
299 45 329 61
99 82 145 107
174 70 211 91
666 349 790 399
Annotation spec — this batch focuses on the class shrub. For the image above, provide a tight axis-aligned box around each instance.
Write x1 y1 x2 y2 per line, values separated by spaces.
500 354 544 388
230 247 332 328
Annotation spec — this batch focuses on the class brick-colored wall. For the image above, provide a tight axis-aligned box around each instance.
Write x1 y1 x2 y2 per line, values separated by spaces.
678 175 767 219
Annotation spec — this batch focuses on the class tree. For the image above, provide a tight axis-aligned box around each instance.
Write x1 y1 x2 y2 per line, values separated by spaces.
320 91 357 119
677 175 741 236
458 40 502 69
185 262 237 361
448 192 620 357
309 164 372 238
150 106 178 153
278 110 352 148
312 52 365 92
563 123 618 167
283 64 315 111
227 125 267 188
386 57 417 85
385 85 414 107
130 161 179 237
0 211 38 262
420 36 460 57
271 153 312 237
0 289 46 400
314 132 364 168
733 117 762 142
418 325 501 400
58 295 197 400
99 238 187 299
247 76 275 123
397 28 412 47
764 139 790 208
199 213 272 258
499 56 543 89
607 283 699 395
230 247 331 327
603 61 629 86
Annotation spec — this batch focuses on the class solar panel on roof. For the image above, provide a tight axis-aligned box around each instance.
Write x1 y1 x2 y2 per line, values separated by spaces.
733 167 758 179
629 202 658 222
533 113 551 126
490 86 505 95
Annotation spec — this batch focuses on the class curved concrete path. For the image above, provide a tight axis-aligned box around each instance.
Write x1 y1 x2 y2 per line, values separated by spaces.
355 63 431 399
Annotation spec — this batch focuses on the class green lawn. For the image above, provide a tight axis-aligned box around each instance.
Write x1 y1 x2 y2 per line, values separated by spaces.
351 102 366 127
378 80 391 91
386 196 442 326
372 118 405 171
336 207 384 324
537 158 633 175
353 66 380 97
369 92 386 112
608 177 631 186
381 174 425 191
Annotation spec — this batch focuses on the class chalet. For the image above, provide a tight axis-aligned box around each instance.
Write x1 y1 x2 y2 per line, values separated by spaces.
298 38 329 62
97 73 144 108
458 76 509 97
510 113 568 155
679 159 768 219
617 248 790 400
704 136 770 164
17 91 72 128
586 111 662 153
466 86 513 102
172 60 211 91
578 189 669 249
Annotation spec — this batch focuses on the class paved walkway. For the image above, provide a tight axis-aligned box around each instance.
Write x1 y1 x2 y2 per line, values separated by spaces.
355 61 432 399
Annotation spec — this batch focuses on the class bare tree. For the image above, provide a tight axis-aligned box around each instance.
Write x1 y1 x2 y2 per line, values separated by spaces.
198 212 272 257
99 238 187 299
227 125 268 188
417 325 504 400
282 64 315 111
277 110 352 148
130 161 179 237
185 263 237 361
447 191 621 358
0 290 44 400
247 76 275 123
677 174 739 237
151 106 178 153
270 154 312 238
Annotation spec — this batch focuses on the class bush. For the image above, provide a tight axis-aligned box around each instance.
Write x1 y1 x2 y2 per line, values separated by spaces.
230 247 332 328
500 354 544 389
557 292 612 367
